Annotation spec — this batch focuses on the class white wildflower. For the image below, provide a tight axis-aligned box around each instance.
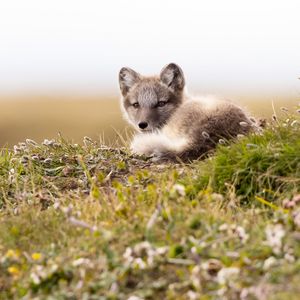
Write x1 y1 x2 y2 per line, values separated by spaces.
293 209 300 228
263 256 277 270
43 158 53 164
187 290 199 300
239 121 249 127
212 193 224 201
83 136 93 143
243 257 252 265
72 258 91 267
30 272 41 285
217 287 227 297
200 241 207 248
26 138 37 146
42 139 55 146
31 155 39 161
282 198 292 209
236 226 249 244
171 184 186 197
132 257 147 270
8 168 16 183
77 179 84 186
145 248 157 266
42 139 50 145
293 194 300 203
35 265 47 279
53 201 60 210
156 246 168 255
61 205 73 216
49 264 58 274
83 136 93 147
19 142 27 148
241 284 272 299
75 280 84 290
217 267 240 285
219 224 249 244
226 251 239 258
127 296 144 300
123 242 168 270
246 143 258 149
284 252 295 263
265 224 285 255
291 120 298 127
219 223 228 231
20 156 29 164
110 282 119 293
13 145 22 154
133 241 152 254
123 247 133 260
202 131 210 139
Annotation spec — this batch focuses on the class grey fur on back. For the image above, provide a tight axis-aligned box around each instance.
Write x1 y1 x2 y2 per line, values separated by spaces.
165 99 253 160
119 63 256 161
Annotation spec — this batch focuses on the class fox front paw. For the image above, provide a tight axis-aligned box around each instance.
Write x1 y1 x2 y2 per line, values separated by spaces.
130 135 156 157
131 140 173 162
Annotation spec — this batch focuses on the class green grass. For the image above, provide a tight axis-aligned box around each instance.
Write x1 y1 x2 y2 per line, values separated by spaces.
189 117 300 203
0 106 300 299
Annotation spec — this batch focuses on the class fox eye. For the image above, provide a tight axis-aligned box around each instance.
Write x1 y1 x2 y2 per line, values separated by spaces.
132 103 139 109
157 101 167 107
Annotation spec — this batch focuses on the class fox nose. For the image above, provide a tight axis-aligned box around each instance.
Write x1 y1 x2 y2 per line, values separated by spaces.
138 122 148 129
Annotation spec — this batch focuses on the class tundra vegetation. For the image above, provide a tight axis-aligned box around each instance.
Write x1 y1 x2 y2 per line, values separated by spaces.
0 105 299 299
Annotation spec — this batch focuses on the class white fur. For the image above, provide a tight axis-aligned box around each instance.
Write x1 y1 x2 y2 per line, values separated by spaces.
188 94 221 110
131 132 188 157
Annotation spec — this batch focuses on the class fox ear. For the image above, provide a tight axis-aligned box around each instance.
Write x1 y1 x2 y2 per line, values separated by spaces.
160 63 185 92
119 67 141 96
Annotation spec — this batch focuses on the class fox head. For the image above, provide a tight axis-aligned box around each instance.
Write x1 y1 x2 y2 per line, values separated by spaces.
119 63 185 132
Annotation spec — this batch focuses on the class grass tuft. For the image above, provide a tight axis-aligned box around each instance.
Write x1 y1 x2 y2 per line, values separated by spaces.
188 114 300 205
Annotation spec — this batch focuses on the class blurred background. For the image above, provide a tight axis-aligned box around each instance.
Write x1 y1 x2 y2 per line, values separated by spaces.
0 0 299 147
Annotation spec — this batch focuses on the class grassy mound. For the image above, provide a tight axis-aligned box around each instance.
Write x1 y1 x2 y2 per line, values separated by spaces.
188 113 300 204
0 106 299 299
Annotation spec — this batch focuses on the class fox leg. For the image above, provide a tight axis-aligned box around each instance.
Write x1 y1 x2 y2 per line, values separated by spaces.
130 132 187 160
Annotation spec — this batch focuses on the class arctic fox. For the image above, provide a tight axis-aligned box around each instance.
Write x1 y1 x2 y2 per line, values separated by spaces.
119 63 255 161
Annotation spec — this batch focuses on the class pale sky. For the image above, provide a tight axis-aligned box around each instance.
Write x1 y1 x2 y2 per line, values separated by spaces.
0 0 299 98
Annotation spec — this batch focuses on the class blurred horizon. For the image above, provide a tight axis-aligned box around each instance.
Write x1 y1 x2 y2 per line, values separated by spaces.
0 95 298 148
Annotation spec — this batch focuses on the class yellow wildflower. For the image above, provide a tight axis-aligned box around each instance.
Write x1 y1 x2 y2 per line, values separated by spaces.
31 252 42 261
8 265 20 276
5 249 20 260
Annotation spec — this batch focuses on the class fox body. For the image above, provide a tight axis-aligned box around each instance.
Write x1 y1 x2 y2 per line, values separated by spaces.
119 63 255 161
